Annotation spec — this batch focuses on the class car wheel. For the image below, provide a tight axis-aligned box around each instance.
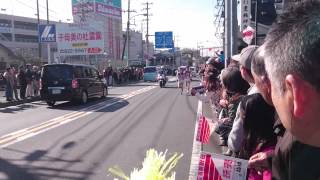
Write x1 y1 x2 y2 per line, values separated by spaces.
46 100 56 106
101 87 107 98
80 91 88 104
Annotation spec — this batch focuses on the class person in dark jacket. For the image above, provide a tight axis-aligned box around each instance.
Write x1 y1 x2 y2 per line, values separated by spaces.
25 64 33 97
17 66 27 99
248 9 320 178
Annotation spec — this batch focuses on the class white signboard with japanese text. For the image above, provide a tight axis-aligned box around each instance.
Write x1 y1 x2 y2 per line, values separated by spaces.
197 152 248 180
56 23 104 56
72 0 121 19
240 0 251 31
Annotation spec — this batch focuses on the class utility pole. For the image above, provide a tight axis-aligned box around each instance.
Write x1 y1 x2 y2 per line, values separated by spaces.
126 0 130 67
224 0 231 66
141 22 144 66
231 0 238 55
36 0 41 63
121 1 135 66
254 0 259 45
174 35 180 66
142 2 152 66
46 0 51 64
224 0 237 67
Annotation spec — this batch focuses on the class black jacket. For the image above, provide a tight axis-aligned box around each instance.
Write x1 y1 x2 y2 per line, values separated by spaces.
18 71 27 86
272 129 320 180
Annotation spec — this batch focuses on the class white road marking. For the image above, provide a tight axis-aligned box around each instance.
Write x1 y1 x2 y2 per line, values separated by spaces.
188 100 203 180
0 86 156 148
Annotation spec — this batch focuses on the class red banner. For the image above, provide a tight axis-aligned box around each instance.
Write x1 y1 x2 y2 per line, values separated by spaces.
196 116 211 144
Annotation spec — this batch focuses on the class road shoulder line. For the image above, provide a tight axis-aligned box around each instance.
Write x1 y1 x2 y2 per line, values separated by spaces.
188 100 202 180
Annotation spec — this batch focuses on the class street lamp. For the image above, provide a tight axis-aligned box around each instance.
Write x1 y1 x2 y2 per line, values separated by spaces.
122 12 147 66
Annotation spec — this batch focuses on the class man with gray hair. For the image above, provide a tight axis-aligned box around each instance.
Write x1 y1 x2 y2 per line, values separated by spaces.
248 1 320 179
263 0 320 147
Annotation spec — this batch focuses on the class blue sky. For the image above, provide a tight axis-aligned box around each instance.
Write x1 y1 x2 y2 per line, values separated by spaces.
0 0 220 49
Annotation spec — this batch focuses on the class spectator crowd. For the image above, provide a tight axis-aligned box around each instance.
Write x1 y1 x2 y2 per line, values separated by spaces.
0 65 144 103
193 1 320 179
0 64 41 102
103 66 143 86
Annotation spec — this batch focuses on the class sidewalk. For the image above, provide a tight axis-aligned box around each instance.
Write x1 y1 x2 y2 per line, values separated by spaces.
188 100 225 179
202 101 225 154
0 90 41 108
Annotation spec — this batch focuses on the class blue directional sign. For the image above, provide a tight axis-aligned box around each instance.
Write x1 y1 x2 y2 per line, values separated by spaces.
38 24 56 42
155 31 174 49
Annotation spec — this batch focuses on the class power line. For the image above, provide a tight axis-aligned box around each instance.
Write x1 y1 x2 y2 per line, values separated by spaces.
14 0 66 21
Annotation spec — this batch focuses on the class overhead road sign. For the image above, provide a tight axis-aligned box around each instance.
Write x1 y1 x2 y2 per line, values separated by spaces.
155 31 174 49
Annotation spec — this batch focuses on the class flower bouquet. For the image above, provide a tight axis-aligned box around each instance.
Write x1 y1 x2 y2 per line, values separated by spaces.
108 149 183 180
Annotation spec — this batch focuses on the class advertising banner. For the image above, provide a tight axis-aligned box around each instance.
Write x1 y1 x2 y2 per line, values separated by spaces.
242 26 255 45
196 116 211 144
240 0 251 31
95 0 121 8
56 23 104 56
197 152 248 180
72 0 121 18
95 0 122 18
72 0 94 15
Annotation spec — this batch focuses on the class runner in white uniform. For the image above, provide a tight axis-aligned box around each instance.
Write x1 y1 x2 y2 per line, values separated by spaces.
177 70 185 94
184 67 192 94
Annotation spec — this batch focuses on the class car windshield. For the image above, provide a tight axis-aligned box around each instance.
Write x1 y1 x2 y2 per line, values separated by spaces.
144 67 156 73
42 65 73 80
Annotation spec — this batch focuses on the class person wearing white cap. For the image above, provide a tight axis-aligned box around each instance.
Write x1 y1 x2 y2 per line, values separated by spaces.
226 45 260 156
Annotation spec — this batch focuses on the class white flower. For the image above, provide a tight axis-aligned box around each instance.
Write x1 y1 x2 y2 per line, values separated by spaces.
109 149 183 180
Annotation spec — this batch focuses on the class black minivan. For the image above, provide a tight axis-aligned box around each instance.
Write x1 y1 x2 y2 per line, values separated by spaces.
40 64 107 106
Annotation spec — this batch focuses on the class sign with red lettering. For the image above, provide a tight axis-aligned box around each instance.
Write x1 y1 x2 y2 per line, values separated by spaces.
197 152 248 180
196 116 211 144
87 47 102 54
56 23 104 55
242 26 255 45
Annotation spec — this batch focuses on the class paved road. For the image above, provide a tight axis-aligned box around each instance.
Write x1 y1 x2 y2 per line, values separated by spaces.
0 80 199 180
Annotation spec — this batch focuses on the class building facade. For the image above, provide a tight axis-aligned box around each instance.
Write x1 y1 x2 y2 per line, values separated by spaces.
72 0 123 63
124 30 154 66
0 13 65 64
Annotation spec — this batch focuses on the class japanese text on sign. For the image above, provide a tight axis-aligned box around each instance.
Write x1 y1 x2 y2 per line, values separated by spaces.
241 0 251 31
57 32 102 42
197 152 248 180
56 23 104 56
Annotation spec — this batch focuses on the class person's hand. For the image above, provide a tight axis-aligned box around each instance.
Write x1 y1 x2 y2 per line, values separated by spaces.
248 151 273 171
219 99 228 107
218 118 228 123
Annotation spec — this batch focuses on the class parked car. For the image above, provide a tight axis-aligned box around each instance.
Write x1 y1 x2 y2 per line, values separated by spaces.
143 66 158 82
40 64 107 106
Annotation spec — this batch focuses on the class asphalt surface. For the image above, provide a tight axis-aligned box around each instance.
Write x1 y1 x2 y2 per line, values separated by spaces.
0 80 199 180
